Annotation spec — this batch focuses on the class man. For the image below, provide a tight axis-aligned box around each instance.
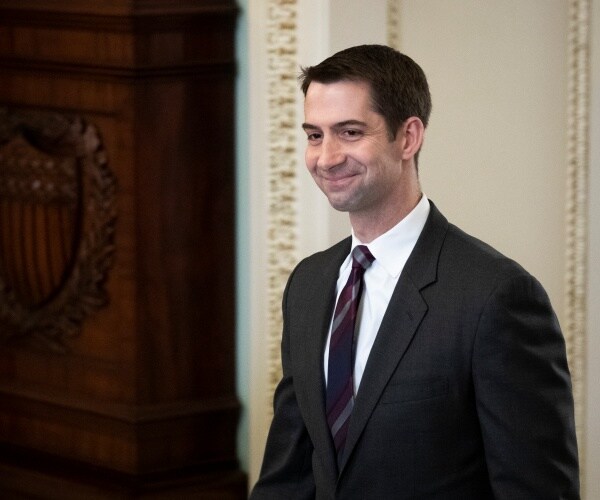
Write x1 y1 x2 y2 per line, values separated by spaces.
250 44 579 499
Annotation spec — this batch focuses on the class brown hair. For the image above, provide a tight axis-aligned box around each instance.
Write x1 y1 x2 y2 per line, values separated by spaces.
299 44 432 141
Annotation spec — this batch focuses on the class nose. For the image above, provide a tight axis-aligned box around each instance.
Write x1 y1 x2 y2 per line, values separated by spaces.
315 137 345 170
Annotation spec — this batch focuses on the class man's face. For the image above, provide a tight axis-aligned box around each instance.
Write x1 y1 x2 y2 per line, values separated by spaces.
303 80 406 219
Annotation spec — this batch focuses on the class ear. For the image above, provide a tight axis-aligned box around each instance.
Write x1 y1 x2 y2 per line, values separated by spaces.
399 117 425 161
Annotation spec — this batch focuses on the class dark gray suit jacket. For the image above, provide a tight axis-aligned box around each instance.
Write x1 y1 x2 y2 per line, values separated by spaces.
250 202 579 499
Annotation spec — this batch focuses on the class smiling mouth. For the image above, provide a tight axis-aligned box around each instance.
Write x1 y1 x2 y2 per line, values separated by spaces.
322 174 358 187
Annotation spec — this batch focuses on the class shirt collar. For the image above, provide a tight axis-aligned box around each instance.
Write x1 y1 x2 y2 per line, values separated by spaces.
349 195 431 278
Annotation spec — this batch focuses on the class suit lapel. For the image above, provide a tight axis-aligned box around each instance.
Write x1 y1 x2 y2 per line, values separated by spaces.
339 202 449 473
292 238 351 482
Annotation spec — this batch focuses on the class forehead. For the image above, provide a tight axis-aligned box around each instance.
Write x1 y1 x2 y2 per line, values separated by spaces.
303 80 377 125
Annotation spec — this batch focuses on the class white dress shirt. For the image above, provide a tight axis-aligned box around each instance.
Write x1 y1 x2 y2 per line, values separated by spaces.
324 195 431 392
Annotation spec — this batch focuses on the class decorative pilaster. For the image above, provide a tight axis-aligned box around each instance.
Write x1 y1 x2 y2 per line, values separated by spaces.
265 0 300 411
565 0 590 485
387 0 401 49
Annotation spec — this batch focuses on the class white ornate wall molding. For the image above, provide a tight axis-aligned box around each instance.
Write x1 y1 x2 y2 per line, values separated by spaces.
584 0 600 495
264 0 300 411
565 0 590 486
387 0 400 49
247 0 300 486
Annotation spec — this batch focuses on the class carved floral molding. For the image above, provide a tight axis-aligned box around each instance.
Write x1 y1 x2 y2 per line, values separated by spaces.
265 0 300 407
565 0 589 481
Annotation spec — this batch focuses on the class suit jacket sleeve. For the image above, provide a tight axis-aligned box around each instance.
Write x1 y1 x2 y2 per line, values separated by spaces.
473 272 579 499
249 267 316 500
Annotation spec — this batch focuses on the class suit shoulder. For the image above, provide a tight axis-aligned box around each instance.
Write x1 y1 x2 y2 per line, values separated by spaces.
443 222 530 281
282 237 350 299
294 237 350 273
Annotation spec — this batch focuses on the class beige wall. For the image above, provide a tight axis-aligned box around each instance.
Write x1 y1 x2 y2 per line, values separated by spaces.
400 0 567 323
246 0 597 494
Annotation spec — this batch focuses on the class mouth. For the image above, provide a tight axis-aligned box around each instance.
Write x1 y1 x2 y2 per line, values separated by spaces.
321 173 358 190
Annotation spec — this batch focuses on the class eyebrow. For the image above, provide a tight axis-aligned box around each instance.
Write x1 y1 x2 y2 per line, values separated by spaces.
302 119 368 131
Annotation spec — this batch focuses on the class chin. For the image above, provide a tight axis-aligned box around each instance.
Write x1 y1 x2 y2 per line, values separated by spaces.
327 197 356 213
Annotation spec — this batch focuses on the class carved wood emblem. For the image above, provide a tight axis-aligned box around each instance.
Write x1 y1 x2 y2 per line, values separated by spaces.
0 108 117 352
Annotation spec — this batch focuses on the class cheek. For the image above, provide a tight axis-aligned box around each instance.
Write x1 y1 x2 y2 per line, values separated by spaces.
305 149 317 172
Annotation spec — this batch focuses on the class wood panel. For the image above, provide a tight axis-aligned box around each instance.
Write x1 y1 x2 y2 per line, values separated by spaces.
0 1 245 497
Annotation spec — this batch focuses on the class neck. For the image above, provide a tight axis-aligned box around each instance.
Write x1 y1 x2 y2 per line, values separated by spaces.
350 190 422 244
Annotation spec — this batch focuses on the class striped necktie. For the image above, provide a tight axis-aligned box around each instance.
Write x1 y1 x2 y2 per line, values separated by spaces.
326 245 375 465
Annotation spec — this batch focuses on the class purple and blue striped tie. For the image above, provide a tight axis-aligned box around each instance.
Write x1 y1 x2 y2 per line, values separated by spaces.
326 245 375 465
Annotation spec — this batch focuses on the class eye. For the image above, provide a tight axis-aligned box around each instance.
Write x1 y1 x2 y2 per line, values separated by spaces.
342 129 362 140
306 132 322 144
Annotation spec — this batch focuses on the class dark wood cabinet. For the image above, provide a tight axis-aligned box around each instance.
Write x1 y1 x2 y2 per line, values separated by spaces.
0 1 245 497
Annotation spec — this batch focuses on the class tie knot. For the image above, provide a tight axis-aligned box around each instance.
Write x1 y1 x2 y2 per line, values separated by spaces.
351 245 375 270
